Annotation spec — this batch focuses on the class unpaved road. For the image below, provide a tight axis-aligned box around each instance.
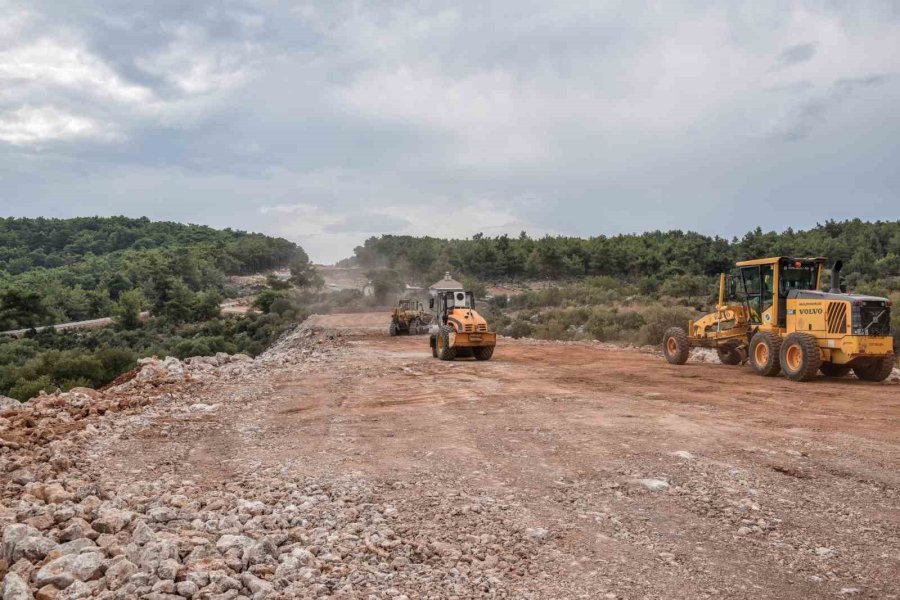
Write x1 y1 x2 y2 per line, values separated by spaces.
94 312 899 598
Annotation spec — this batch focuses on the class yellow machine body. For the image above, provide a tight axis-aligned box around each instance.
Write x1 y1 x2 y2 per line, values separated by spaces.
445 307 497 347
665 256 894 381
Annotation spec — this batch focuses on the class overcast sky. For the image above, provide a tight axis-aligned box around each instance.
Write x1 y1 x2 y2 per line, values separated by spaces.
1 1 899 262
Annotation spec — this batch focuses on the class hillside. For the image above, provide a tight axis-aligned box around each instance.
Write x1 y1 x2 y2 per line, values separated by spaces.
0 217 317 400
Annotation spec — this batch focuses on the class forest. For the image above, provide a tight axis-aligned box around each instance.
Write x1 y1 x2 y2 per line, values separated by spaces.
0 217 315 400
346 219 900 294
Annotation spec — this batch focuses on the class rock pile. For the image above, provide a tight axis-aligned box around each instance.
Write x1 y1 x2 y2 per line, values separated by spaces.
3 470 541 599
1 326 546 598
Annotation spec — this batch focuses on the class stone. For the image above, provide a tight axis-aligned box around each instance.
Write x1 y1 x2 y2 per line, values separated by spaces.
632 478 670 492
215 535 254 554
671 450 694 460
130 520 155 546
59 520 96 543
1 572 32 600
525 527 549 542
157 559 180 581
240 572 273 595
13 536 56 562
175 580 199 597
55 540 96 556
42 484 74 505
147 507 176 524
34 552 104 589
35 585 59 600
92 510 130 534
104 559 137 589
0 396 22 411
3 524 41 562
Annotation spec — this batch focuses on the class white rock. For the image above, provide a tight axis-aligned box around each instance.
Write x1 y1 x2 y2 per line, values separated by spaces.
633 478 670 492
671 450 694 460
1 572 32 600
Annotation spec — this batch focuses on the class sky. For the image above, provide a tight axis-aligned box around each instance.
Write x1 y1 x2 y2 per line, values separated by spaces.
1 1 899 263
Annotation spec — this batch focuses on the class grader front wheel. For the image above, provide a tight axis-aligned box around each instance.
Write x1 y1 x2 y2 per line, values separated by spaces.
662 327 690 365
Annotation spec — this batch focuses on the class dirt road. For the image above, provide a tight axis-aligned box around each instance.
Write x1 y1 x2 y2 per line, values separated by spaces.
82 311 898 599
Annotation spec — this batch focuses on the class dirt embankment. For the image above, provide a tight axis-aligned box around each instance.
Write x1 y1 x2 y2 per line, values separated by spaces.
1 312 899 599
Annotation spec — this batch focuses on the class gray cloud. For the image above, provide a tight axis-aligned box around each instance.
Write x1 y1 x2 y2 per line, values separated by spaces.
774 43 817 69
1 1 900 261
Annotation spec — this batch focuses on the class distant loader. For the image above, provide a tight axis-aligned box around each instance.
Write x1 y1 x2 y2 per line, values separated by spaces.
389 298 432 336
662 257 894 382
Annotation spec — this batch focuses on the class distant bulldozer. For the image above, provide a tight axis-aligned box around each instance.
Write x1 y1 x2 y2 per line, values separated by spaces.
389 298 432 336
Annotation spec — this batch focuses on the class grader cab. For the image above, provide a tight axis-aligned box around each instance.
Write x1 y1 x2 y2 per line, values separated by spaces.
662 257 895 382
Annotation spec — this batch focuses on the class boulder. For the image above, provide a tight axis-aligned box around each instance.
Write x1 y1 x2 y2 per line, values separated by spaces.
1 572 33 600
34 552 104 589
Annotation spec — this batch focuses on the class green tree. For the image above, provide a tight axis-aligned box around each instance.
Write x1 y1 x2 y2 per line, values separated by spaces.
0 288 51 330
113 290 144 329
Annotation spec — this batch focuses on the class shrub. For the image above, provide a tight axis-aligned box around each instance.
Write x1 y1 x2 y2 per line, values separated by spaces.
636 306 696 346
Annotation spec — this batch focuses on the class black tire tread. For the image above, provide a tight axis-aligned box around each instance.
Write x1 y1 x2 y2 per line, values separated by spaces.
780 332 822 382
436 326 456 361
749 331 782 377
662 327 690 365
473 346 494 361
853 352 895 382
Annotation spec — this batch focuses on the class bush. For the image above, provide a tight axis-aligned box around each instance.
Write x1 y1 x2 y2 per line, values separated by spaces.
636 306 696 346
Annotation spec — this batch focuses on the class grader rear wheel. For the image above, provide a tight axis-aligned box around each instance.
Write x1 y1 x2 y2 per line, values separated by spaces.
749 331 782 377
662 327 690 365
779 333 822 382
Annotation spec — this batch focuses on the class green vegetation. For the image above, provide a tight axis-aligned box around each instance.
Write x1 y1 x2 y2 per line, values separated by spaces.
346 220 900 291
0 216 301 330
0 216 316 400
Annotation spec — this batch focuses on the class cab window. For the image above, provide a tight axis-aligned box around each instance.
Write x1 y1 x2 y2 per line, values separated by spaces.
779 264 817 295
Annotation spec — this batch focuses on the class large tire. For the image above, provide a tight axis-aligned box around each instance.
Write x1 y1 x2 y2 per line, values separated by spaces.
436 326 456 361
779 333 822 382
662 327 690 365
473 345 495 361
716 340 744 365
389 322 398 337
820 363 851 378
749 331 782 377
853 352 895 382
430 336 438 358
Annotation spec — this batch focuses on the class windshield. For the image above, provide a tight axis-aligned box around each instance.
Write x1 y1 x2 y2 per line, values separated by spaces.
780 263 818 295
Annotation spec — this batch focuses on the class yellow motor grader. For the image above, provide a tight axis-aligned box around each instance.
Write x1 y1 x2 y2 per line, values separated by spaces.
662 257 894 382
429 289 496 361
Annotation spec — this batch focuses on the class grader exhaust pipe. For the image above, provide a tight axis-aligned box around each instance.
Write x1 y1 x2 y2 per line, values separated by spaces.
829 260 843 294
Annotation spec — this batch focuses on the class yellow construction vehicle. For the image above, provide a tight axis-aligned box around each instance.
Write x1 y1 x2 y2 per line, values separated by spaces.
389 298 432 336
662 258 895 382
429 289 496 361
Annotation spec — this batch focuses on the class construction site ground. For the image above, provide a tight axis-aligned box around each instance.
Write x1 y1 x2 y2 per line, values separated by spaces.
103 312 899 599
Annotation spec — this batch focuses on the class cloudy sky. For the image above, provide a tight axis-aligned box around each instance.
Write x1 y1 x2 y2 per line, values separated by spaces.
2 1 899 262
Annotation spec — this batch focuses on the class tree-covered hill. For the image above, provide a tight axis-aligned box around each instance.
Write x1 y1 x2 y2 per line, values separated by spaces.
0 216 317 400
0 216 310 330
344 219 900 292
